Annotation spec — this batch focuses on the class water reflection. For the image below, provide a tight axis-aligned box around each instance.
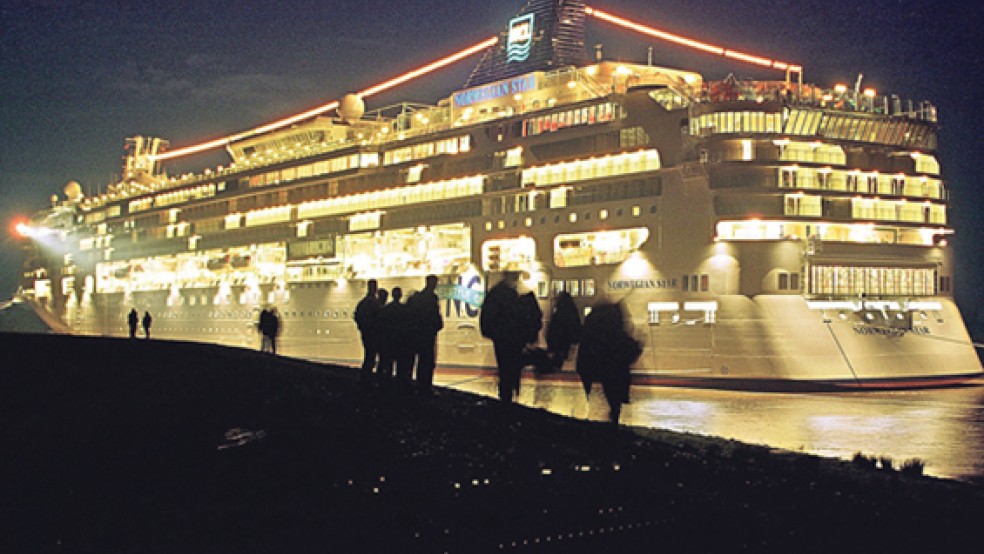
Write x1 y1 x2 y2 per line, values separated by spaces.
440 374 984 482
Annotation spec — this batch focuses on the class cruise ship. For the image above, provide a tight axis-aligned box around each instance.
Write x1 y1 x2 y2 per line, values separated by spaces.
14 1 983 389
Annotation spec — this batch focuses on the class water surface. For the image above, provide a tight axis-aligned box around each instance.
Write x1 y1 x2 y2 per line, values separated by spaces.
439 373 984 482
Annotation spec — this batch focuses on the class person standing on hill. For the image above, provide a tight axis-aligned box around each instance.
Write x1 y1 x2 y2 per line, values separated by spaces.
374 288 390 384
576 301 641 425
407 275 443 396
142 311 153 339
546 291 581 370
354 279 382 388
480 271 525 404
127 308 139 338
267 308 281 355
379 287 413 389
258 308 272 352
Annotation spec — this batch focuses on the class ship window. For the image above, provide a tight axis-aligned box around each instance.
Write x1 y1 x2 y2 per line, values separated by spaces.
482 237 536 272
567 280 581 296
504 147 523 168
648 302 679 325
741 139 753 161
549 188 568 209
683 301 718 324
778 273 789 290
939 275 951 293
554 228 649 268
550 279 596 297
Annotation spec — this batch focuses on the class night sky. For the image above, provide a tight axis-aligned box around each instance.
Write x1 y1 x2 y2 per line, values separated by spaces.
2 0 981 320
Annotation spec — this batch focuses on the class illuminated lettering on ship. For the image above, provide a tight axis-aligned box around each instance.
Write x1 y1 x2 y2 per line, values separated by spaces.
852 325 931 337
507 14 534 63
440 273 483 318
452 75 537 107
607 279 677 290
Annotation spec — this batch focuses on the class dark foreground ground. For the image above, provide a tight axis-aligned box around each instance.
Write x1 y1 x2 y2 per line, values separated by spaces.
2 333 983 553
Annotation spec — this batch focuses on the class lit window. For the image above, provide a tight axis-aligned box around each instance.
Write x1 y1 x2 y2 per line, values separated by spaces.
741 139 753 161
481 237 536 272
504 147 523 168
554 228 649 268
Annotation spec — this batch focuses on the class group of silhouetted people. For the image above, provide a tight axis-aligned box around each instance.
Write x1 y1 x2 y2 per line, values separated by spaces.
127 308 152 339
481 271 641 423
132 269 641 424
355 275 443 395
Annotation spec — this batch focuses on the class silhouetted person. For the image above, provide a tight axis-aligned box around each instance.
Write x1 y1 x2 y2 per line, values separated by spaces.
407 275 443 395
142 311 152 339
576 301 641 424
258 308 273 352
546 291 581 369
379 287 413 389
265 308 281 355
127 308 139 338
519 292 542 345
480 271 525 403
374 288 390 385
518 291 552 373
354 279 382 387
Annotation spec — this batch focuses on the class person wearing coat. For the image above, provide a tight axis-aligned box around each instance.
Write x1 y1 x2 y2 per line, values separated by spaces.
378 287 413 388
576 301 641 424
480 271 526 403
545 291 581 370
141 311 153 339
407 275 443 395
354 279 382 387
127 308 139 338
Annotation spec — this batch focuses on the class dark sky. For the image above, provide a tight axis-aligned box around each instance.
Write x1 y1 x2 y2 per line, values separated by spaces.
2 0 981 318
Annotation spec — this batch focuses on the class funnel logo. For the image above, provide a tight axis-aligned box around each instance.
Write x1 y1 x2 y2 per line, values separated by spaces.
507 14 534 63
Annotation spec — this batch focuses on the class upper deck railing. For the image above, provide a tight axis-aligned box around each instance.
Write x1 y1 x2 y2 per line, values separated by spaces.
697 78 938 123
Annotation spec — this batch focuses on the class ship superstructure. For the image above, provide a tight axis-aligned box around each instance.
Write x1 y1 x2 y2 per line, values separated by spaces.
15 2 981 388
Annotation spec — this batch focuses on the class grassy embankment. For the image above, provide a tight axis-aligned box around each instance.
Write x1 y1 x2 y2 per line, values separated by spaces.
2 332 983 553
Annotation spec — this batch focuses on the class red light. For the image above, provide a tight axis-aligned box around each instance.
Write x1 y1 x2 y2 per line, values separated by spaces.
154 36 498 162
10 217 30 238
585 6 801 73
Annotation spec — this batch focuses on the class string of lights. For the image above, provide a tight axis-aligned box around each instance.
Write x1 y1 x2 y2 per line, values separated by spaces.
151 36 499 162
152 6 802 163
